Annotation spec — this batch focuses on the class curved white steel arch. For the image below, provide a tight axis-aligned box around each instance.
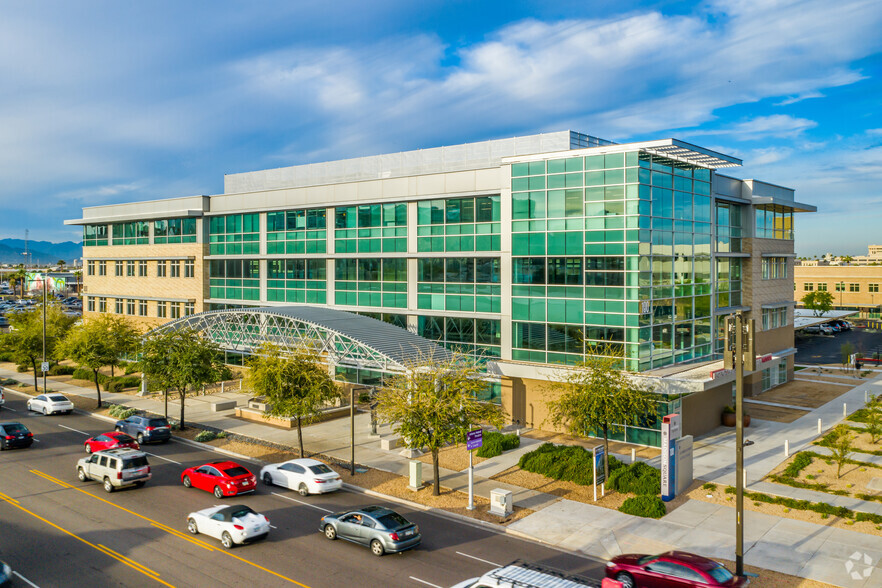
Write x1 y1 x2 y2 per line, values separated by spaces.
150 305 452 373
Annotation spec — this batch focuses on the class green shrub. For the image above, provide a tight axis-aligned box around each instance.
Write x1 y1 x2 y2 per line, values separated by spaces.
0 378 16 386
73 368 109 385
104 379 124 393
117 375 141 388
608 461 661 496
107 404 138 419
702 483 717 491
0 350 15 362
848 408 871 423
48 364 76 376
476 430 521 458
518 443 622 486
16 364 29 373
195 430 218 443
619 495 667 518
782 452 813 478
124 363 140 375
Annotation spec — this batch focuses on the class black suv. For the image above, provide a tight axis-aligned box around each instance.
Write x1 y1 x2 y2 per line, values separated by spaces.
115 415 171 444
0 422 34 450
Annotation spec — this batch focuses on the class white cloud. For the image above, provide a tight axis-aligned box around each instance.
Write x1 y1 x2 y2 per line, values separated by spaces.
775 91 825 106
683 115 818 140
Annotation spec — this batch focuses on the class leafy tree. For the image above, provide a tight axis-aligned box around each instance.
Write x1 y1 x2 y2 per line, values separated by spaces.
545 344 658 483
106 316 140 378
841 342 855 368
140 327 224 429
56 260 66 269
8 266 27 298
58 315 137 407
827 425 854 478
138 329 179 418
246 342 340 458
376 351 505 496
1 305 76 389
864 394 882 444
801 291 834 317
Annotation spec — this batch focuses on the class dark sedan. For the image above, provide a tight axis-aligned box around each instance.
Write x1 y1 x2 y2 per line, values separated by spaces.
606 551 748 588
320 505 420 556
0 422 34 450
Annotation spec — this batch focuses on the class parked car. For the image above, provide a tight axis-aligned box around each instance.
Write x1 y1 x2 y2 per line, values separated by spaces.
0 422 34 450
186 504 270 548
824 322 842 332
0 387 5 409
260 458 342 496
452 560 597 588
181 461 257 498
76 448 151 492
320 505 421 556
115 415 171 444
27 393 74 415
84 431 140 454
606 551 748 588
830 319 851 330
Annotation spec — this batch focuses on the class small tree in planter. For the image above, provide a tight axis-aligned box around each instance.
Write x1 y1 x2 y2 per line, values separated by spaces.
828 425 854 478
722 405 750 427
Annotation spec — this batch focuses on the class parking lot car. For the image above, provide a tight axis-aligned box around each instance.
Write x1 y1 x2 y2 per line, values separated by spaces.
0 422 34 450
260 457 342 495
606 551 748 588
824 322 842 332
320 505 420 556
186 504 270 549
182 461 257 498
115 415 171 444
27 393 74 415
819 324 835 334
84 431 140 453
77 448 152 492
0 387 4 408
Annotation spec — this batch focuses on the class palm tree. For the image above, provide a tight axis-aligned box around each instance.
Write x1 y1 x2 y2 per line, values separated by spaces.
8 266 27 299
57 259 66 270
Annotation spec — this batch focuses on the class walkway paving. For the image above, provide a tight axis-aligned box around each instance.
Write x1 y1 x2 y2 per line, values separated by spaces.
4 366 882 587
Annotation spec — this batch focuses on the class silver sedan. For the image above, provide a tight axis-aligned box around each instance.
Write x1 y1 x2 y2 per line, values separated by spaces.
319 505 420 556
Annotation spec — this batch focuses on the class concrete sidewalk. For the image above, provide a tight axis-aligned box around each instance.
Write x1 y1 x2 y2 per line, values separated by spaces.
4 366 882 587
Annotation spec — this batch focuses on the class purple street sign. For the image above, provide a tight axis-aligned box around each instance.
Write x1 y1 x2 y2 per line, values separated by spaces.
466 429 483 450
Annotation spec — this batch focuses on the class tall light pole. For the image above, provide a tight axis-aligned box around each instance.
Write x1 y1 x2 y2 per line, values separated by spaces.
42 275 47 393
726 312 755 578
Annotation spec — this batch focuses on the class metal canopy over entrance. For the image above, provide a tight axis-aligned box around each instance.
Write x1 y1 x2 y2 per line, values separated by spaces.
150 306 453 373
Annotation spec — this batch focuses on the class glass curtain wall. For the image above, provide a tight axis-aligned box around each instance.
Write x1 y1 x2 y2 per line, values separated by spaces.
267 209 327 254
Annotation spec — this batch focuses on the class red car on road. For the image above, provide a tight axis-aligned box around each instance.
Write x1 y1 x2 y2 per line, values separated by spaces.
606 551 748 588
181 461 257 498
84 431 140 454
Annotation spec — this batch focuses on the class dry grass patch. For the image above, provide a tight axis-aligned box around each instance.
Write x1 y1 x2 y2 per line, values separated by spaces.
690 484 882 537
755 378 858 409
416 442 491 471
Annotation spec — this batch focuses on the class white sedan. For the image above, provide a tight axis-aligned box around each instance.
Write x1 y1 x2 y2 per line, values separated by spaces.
186 504 270 548
260 458 342 496
27 393 74 415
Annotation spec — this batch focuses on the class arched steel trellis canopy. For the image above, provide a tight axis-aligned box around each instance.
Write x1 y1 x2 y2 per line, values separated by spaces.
149 306 453 373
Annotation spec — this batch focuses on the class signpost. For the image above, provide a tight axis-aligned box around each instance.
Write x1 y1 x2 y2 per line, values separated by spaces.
661 413 681 502
466 429 482 511
592 445 605 501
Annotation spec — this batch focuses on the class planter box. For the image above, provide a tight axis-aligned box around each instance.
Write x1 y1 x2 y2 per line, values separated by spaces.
721 412 750 427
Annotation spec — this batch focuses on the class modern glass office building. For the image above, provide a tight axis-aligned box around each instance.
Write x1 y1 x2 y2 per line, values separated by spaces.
68 131 815 445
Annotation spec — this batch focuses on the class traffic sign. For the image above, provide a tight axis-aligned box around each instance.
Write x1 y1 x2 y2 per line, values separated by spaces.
466 429 483 450
41 361 49 373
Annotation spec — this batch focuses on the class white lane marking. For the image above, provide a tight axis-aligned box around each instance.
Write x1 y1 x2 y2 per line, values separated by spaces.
409 577 442 588
3 406 16 412
456 551 501 567
58 424 88 435
270 492 332 513
269 525 278 529
13 571 41 588
143 452 182 465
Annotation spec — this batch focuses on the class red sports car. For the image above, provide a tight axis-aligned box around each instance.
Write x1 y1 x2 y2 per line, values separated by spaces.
84 431 140 454
181 461 257 498
605 551 748 588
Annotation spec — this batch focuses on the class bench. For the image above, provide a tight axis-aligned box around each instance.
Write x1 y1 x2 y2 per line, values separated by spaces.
380 436 401 450
209 399 237 412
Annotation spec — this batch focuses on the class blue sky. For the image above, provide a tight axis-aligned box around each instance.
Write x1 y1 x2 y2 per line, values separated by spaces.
2 0 881 256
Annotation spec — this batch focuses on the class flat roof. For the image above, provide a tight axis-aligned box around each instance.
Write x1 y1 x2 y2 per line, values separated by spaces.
793 309 859 329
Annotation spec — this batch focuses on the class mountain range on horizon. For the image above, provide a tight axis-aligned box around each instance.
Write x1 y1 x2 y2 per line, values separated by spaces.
0 238 83 265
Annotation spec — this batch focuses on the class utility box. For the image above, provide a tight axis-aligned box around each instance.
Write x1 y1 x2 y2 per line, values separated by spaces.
408 460 422 491
489 488 513 516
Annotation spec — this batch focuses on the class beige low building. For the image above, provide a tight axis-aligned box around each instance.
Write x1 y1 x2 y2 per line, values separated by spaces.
794 259 882 319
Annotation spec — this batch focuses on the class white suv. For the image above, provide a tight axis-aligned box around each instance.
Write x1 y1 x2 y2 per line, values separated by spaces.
451 561 598 588
77 448 151 492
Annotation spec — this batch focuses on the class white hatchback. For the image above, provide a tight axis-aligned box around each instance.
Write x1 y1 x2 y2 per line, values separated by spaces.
260 457 342 496
27 393 74 415
187 504 270 548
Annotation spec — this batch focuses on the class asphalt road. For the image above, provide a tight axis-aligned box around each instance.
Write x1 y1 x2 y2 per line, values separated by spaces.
795 326 882 364
0 392 606 588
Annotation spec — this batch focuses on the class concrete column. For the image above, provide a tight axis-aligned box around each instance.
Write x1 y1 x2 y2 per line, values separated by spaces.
499 165 513 361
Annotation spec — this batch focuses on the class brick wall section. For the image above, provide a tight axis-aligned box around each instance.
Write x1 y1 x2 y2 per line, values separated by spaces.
742 237 795 355
794 264 882 308
82 242 207 328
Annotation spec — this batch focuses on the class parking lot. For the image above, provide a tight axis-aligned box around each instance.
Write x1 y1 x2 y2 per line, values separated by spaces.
795 323 882 364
